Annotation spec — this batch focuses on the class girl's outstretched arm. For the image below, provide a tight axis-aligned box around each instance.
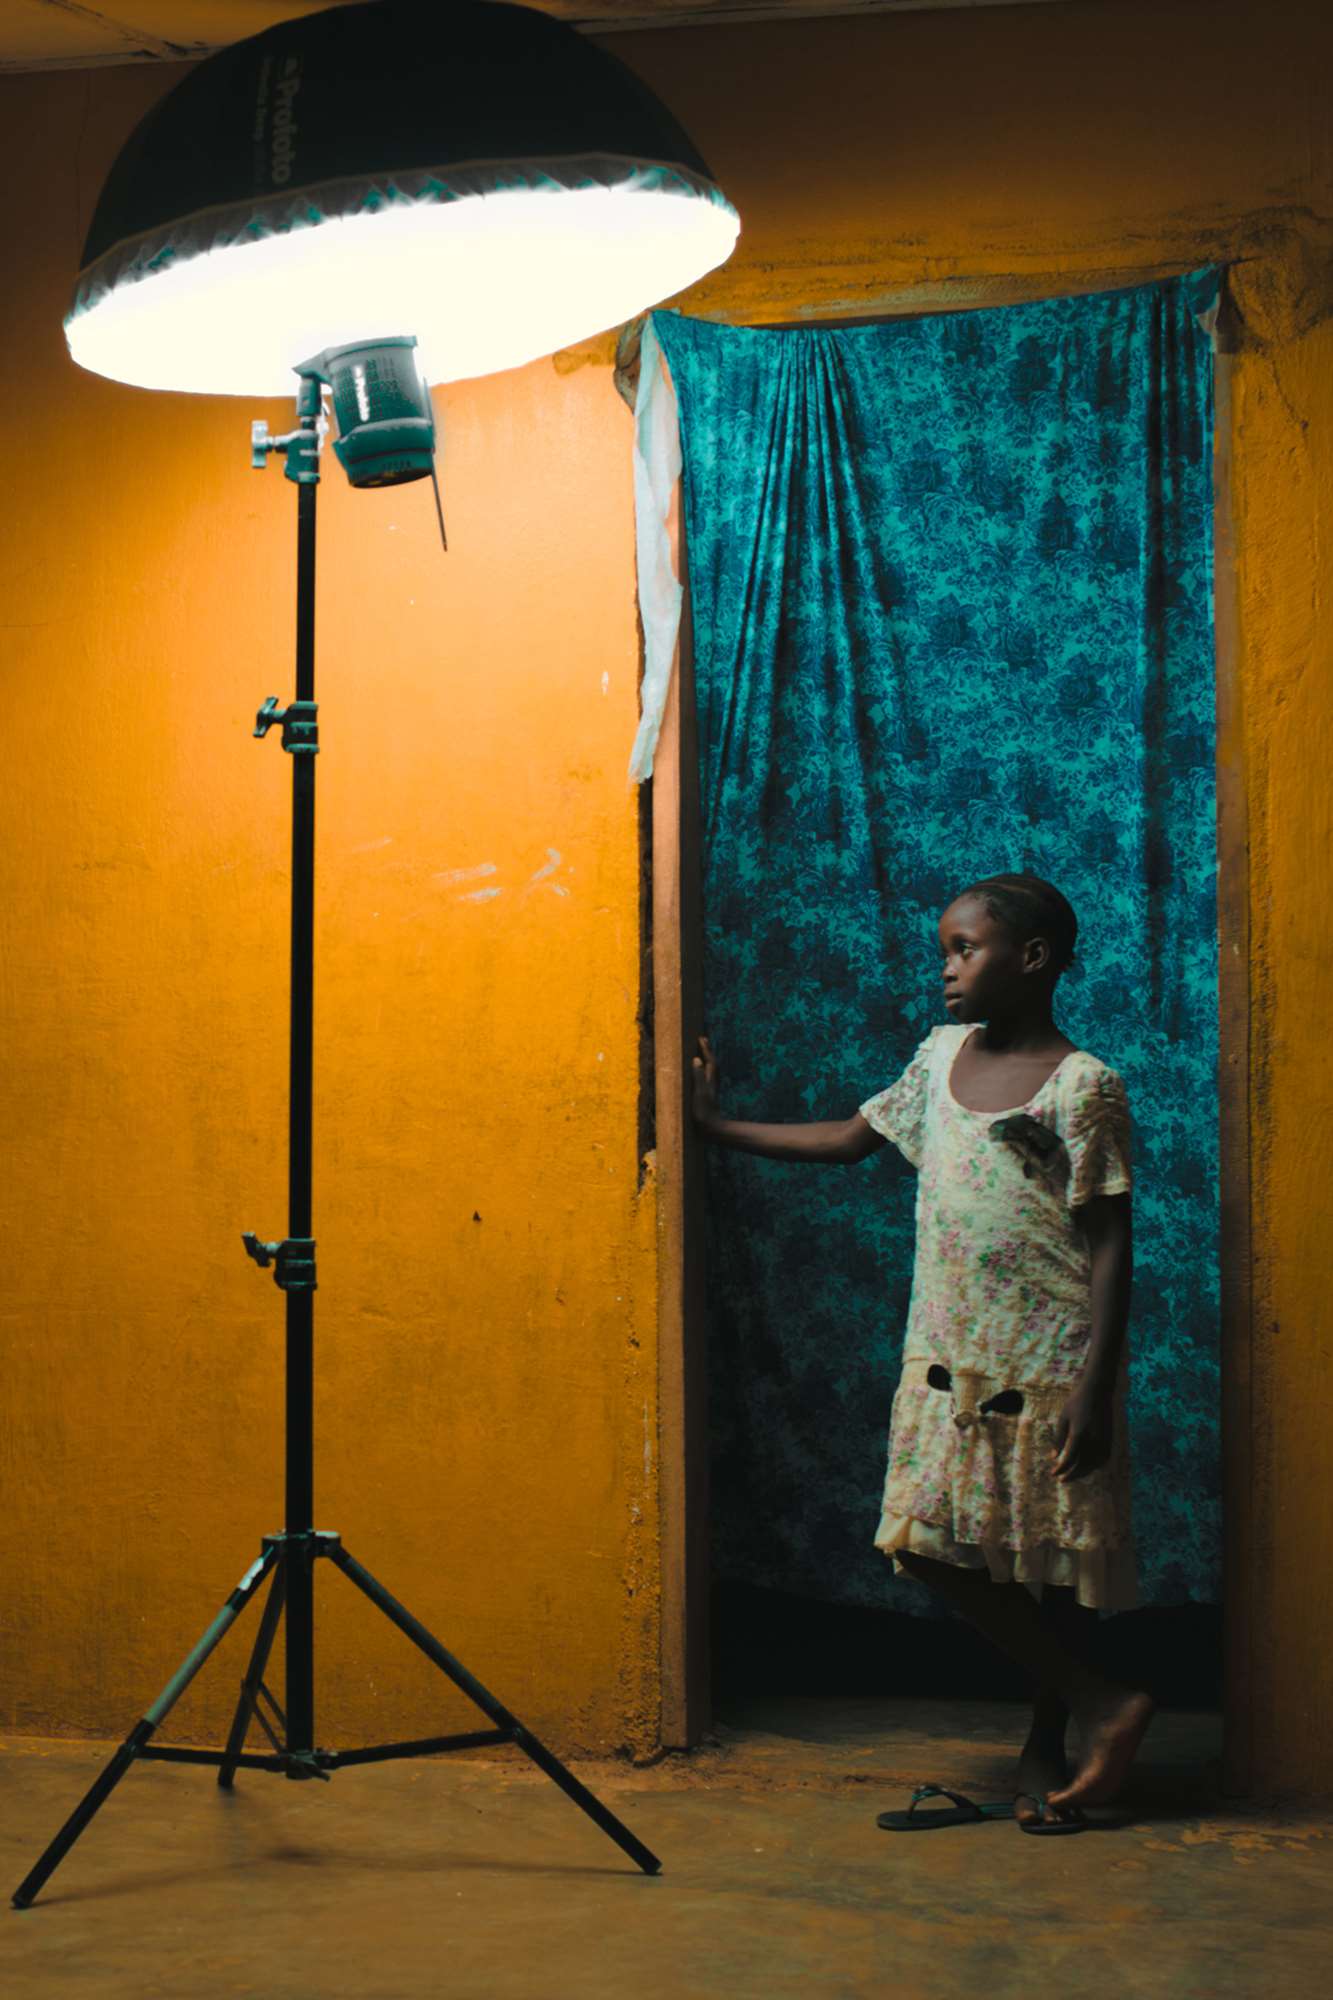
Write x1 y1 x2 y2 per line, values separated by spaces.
690 1035 885 1165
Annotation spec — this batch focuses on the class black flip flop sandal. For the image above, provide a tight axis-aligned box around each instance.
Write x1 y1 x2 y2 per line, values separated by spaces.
876 1783 1014 1831
1013 1789 1088 1835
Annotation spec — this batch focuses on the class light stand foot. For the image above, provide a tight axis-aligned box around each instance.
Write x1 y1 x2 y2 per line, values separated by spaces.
12 1543 282 1909
12 1532 662 1907
329 1543 662 1876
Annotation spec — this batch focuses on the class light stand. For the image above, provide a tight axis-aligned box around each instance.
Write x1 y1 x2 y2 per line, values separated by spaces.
12 0 740 1908
12 370 660 1909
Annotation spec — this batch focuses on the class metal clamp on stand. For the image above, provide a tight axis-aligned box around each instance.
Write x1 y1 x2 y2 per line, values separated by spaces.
254 696 319 755
242 1234 317 1292
281 1748 332 1783
251 373 325 486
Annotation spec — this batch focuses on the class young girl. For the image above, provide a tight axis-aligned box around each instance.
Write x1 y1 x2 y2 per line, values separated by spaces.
691 871 1155 1833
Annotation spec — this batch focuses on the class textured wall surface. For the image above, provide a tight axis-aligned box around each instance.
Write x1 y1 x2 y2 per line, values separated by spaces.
0 60 661 1758
2 0 1331 1786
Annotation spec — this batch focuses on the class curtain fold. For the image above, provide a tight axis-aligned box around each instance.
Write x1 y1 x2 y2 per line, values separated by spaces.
653 274 1219 1613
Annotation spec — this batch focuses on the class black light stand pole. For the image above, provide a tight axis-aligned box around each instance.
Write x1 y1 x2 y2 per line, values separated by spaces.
12 377 660 1910
285 428 319 1775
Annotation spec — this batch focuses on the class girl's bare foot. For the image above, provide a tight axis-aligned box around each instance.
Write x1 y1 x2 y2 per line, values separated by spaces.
1015 1695 1077 1827
1046 1687 1155 1810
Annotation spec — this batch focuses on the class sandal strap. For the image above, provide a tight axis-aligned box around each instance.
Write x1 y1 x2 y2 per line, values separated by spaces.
1014 1789 1084 1823
910 1784 981 1818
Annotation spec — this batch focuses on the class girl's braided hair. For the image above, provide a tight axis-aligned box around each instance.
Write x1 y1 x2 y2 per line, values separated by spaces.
954 872 1079 977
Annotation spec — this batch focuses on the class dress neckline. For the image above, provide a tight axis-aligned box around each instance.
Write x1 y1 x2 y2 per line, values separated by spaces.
946 1025 1080 1116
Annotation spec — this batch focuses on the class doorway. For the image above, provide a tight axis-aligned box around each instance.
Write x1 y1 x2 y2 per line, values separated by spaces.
648 306 1249 1792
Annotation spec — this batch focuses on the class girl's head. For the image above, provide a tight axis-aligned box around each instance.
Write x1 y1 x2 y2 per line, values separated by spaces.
938 873 1078 1021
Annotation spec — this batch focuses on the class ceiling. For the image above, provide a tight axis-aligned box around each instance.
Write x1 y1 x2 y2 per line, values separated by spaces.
0 0 1076 70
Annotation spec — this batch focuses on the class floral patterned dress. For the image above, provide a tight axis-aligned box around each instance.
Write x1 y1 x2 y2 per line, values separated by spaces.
859 1023 1137 1611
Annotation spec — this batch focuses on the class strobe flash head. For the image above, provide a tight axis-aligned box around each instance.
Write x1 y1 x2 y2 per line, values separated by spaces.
299 337 434 488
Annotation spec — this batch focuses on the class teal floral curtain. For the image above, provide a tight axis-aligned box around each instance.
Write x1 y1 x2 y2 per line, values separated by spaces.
653 273 1219 1616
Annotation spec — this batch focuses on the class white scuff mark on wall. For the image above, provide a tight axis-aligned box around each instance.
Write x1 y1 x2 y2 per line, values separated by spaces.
434 862 497 887
427 854 571 904
601 672 610 696
526 848 570 897
350 836 394 854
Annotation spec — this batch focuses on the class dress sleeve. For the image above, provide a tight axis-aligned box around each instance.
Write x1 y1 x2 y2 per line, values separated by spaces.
1064 1063 1133 1208
858 1029 939 1169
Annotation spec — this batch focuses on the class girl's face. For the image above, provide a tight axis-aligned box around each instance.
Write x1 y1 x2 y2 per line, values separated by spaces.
938 896 1046 1020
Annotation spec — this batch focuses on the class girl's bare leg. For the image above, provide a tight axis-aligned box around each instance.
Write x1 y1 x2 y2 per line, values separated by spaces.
896 1550 1154 1818
1019 1588 1102 1821
1033 1583 1100 1731
1019 1685 1072 1827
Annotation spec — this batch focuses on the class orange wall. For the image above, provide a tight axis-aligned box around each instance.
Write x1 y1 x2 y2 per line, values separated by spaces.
3 0 1332 1788
0 62 660 1757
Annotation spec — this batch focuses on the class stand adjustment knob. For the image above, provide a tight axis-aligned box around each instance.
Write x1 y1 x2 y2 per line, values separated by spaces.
253 697 319 755
242 1233 317 1291
282 1749 332 1783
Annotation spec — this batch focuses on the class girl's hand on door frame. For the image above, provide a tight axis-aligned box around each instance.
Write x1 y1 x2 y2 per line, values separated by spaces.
691 1034 720 1127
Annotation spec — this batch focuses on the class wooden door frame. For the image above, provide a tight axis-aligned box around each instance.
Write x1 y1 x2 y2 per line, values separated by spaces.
651 549 711 1750
649 322 1252 1782
1213 346 1254 1796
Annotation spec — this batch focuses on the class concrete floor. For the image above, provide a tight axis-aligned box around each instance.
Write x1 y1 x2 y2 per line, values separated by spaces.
2 1698 1330 1999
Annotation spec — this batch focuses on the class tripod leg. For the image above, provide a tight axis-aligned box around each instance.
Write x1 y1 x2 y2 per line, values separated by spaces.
218 1562 287 1789
12 1543 281 1909
328 1544 661 1876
